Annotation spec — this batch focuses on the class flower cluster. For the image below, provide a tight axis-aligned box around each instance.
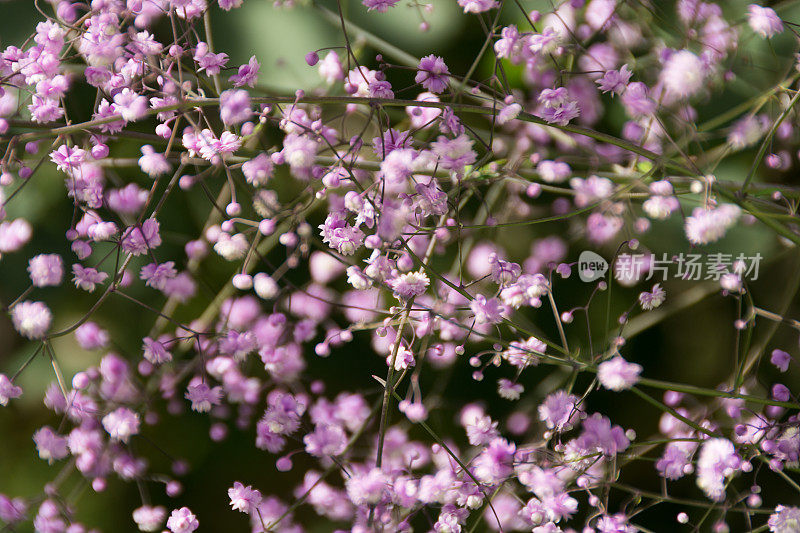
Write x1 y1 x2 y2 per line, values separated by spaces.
0 1 798 532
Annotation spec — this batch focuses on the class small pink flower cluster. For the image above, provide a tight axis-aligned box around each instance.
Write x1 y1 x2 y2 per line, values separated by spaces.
0 1 797 532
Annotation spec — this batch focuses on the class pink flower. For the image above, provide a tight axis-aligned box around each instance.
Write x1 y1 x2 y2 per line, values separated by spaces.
415 55 450 94
768 505 800 533
50 145 86 173
399 399 428 422
242 153 274 186
748 5 783 38
0 219 33 252
121 219 162 256
143 337 172 365
166 507 199 533
33 426 68 463
113 88 149 122
575 413 630 456
28 254 63 287
303 424 347 456
474 438 516 484
11 301 52 339
696 438 741 501
228 482 262 514
102 407 140 442
390 270 430 300
596 64 632 95
470 294 506 324
497 379 524 400
457 0 498 13
537 87 580 125
345 468 387 505
538 390 580 432
528 27 560 55
597 356 642 391
140 261 177 290
596 514 634 532
771 349 792 373
185 382 223 413
319 212 365 256
193 42 228 75
660 50 705 101
218 0 244 10
133 506 167 532
318 51 344 83
28 95 63 123
229 55 260 87
0 374 23 406
72 263 108 292
489 254 521 286
0 494 26 524
138 145 170 177
431 134 477 173
638 283 666 310
362 0 399 12
220 89 251 126
108 183 148 214
74 322 109 350
685 204 741 245
497 102 522 125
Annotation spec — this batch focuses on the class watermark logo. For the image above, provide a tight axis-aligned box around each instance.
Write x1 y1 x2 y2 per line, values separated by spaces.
578 250 609 282
576 251 763 283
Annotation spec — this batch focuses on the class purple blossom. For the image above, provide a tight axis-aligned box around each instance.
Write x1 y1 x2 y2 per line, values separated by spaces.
74 322 109 350
0 219 32 252
470 294 506 324
415 55 450 94
597 356 642 391
72 264 108 292
113 88 149 122
140 261 177 290
431 134 477 173
242 153 274 186
166 507 199 533
457 0 499 13
102 407 140 443
138 145 170 177
390 270 430 300
362 0 399 12
133 506 167 532
0 374 23 406
474 438 516 484
11 301 52 339
537 88 580 125
660 50 705 101
228 482 262 514
28 254 63 287
185 382 223 412
771 349 792 372
345 468 387 506
748 5 783 38
220 89 251 126
768 505 800 532
194 42 228 75
303 424 347 457
696 438 741 501
121 219 162 256
32 426 68 463
538 390 580 432
575 413 630 456
596 64 633 95
685 204 741 245
229 55 260 87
